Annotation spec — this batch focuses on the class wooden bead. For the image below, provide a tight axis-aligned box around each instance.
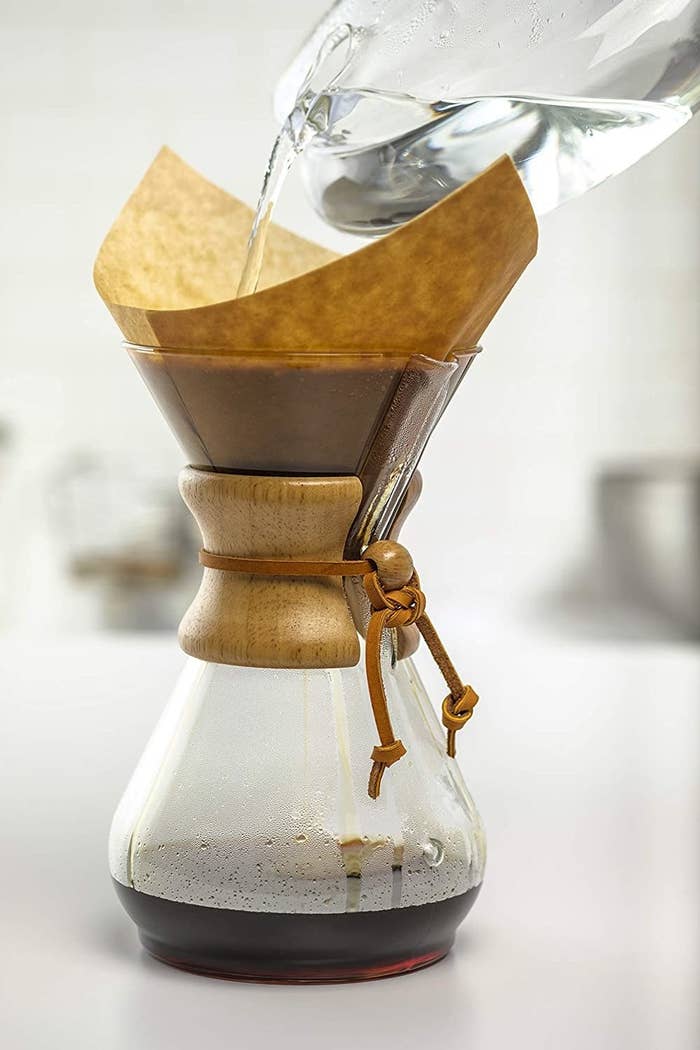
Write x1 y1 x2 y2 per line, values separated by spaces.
365 540 414 590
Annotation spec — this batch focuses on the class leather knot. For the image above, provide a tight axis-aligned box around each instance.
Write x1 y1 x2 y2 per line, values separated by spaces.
368 740 407 800
442 685 479 758
371 740 407 766
361 556 480 796
362 571 426 628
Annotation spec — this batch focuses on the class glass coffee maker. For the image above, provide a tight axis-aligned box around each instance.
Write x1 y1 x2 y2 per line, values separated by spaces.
97 139 538 981
109 344 487 981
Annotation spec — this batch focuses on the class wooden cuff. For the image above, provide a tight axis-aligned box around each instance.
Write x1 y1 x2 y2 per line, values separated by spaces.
178 469 363 669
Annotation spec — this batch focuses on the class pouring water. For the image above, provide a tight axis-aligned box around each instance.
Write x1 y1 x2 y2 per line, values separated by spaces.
239 1 699 292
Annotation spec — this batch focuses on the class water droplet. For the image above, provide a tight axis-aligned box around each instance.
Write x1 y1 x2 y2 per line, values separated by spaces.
422 838 445 868
295 833 308 843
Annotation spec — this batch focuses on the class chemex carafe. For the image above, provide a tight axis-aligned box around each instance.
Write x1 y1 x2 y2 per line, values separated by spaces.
96 147 538 982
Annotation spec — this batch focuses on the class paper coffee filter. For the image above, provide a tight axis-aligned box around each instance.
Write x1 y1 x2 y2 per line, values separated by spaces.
94 147 537 357
93 147 337 347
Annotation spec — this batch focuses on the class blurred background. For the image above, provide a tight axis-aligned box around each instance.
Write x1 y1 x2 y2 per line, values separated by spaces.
1 0 698 640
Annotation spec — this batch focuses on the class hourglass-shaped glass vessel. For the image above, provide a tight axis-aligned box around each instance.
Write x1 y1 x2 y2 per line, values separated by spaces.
109 344 486 981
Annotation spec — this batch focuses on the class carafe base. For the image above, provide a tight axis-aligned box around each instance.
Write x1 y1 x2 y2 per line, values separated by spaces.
114 879 480 983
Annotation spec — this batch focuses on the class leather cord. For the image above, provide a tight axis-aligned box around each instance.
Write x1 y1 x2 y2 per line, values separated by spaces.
199 551 371 577
199 548 478 798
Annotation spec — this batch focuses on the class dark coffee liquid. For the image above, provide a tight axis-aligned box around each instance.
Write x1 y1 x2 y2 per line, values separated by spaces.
128 349 405 475
126 346 475 550
114 879 480 983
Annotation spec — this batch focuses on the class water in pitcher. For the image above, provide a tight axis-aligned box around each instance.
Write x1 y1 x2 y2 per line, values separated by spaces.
238 87 690 293
298 87 692 233
280 2 699 233
238 1 699 291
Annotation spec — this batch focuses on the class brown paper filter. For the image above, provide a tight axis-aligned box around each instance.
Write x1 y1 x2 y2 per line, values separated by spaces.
95 147 537 357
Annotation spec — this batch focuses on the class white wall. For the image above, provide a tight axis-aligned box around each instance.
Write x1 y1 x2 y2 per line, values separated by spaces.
1 1 698 630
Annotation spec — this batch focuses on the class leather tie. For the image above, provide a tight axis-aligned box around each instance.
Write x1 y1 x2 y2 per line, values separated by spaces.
199 544 479 798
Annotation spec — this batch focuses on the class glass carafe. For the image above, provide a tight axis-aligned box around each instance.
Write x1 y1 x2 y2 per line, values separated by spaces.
275 1 700 230
109 346 486 981
111 652 485 980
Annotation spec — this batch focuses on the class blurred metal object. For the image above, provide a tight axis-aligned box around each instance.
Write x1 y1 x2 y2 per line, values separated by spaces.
49 453 199 631
597 459 700 639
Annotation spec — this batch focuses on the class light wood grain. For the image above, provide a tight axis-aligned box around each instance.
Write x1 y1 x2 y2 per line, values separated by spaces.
178 470 363 668
364 541 414 591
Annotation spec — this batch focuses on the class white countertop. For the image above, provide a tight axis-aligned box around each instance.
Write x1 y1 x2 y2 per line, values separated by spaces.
2 631 698 1050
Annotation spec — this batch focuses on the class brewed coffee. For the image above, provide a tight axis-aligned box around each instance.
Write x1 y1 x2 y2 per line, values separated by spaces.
115 880 480 981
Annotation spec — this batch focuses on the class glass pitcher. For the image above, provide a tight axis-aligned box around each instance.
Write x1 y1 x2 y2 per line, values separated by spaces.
275 1 700 231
